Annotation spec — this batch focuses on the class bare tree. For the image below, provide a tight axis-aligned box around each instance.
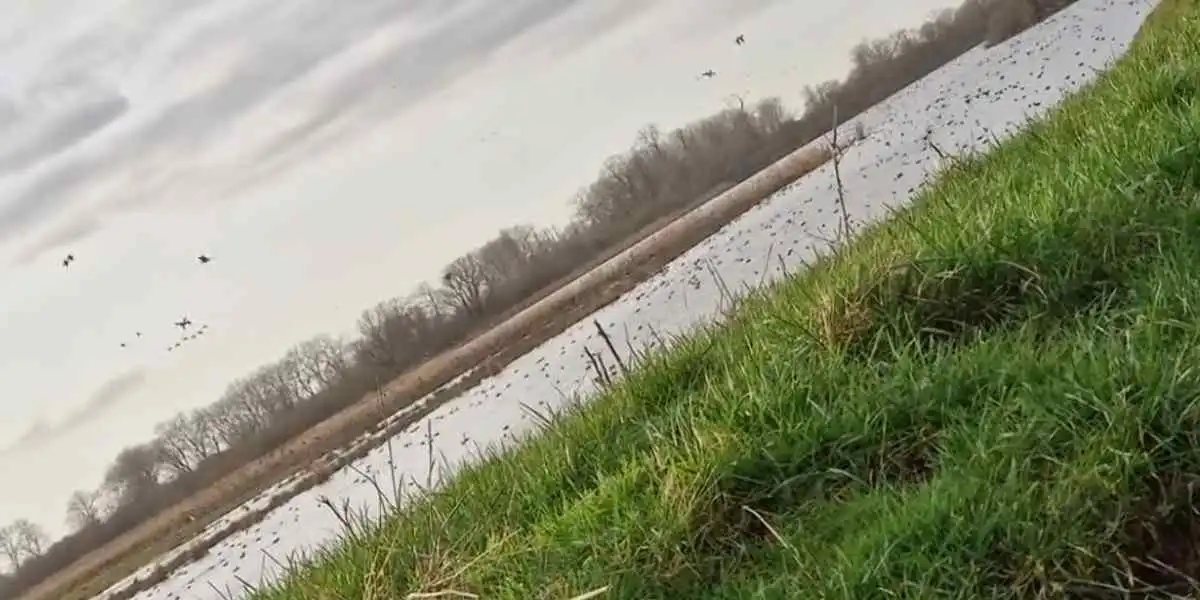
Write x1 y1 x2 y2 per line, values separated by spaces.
284 335 349 396
182 409 223 462
103 444 165 507
0 525 21 570
473 227 539 304
753 98 791 135
201 396 250 448
153 413 219 477
356 299 417 371
10 521 45 559
802 80 840 118
441 253 492 317
222 385 273 438
65 490 105 531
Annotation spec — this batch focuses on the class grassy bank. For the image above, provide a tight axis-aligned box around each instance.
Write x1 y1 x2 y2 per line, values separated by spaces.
254 2 1200 598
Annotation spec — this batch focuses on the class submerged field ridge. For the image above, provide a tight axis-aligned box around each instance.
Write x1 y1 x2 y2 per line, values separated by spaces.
241 0 1200 598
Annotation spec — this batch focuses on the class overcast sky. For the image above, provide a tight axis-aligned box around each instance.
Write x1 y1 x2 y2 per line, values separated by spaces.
0 0 960 537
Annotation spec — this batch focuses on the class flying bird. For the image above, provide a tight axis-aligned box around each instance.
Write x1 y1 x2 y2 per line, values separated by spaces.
175 317 193 330
700 69 717 79
62 254 75 268
198 254 212 264
735 34 746 45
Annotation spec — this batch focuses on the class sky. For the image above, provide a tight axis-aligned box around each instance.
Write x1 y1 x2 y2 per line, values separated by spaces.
0 0 962 537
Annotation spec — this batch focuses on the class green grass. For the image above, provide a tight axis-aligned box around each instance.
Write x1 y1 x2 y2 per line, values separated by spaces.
249 2 1200 598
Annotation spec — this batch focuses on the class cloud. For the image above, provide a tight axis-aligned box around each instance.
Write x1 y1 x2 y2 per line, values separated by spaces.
12 420 50 447
1 369 148 456
59 369 148 432
0 91 129 176
227 0 661 195
517 0 661 60
0 0 630 249
10 213 103 265
126 0 602 167
0 97 18 127
0 154 108 243
0 0 678 262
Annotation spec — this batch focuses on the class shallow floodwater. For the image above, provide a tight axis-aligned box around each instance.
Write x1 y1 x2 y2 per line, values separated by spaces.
96 0 1159 598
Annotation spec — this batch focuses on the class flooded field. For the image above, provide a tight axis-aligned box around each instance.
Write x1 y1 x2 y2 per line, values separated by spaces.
96 0 1159 598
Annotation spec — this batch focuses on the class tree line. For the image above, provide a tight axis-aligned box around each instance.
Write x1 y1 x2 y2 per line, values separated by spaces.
0 0 1075 595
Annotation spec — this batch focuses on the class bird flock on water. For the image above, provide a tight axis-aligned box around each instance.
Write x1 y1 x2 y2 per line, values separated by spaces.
62 251 214 353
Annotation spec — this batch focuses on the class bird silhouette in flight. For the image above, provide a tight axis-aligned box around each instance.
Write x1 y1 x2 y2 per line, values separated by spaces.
735 34 745 45
700 69 717 79
198 254 212 264
120 342 127 348
175 317 193 330
62 254 75 268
